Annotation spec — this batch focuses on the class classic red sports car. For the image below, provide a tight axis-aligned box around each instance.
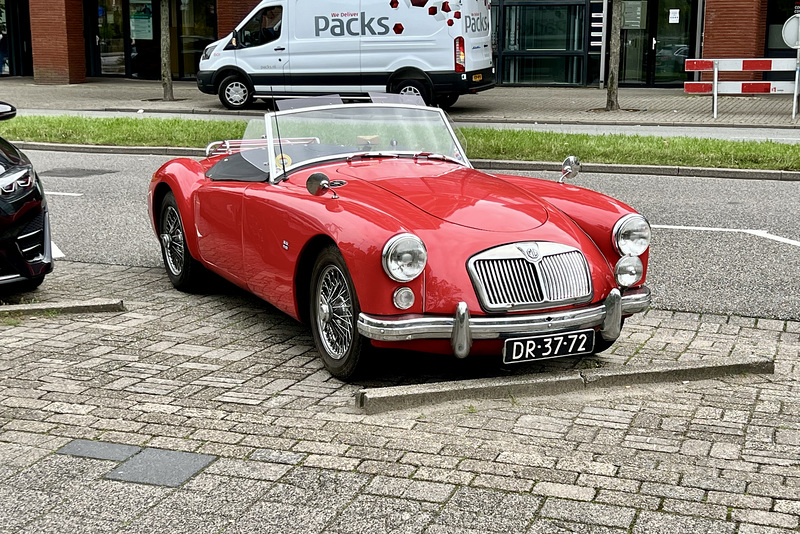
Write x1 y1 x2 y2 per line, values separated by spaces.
148 101 651 379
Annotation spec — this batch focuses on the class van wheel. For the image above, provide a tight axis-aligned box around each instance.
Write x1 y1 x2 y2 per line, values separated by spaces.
436 93 459 109
219 75 254 110
394 79 431 106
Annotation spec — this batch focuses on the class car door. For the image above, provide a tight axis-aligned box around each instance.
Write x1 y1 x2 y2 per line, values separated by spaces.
240 181 296 317
234 2 288 93
194 182 246 286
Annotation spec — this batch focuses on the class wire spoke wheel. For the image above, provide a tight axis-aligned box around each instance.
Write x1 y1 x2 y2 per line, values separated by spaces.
161 205 185 276
310 245 367 380
158 192 203 291
316 264 354 359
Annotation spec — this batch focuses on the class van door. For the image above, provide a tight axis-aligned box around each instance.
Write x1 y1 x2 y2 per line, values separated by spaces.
235 2 288 93
462 0 493 73
289 0 362 94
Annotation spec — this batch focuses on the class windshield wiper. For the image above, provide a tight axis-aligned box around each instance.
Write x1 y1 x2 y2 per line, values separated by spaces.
412 152 462 164
346 152 400 162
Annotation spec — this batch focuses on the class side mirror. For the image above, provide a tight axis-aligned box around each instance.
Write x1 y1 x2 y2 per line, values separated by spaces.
0 102 17 121
306 172 331 196
559 156 581 184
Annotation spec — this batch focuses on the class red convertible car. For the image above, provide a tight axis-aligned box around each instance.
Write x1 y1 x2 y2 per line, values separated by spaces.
148 102 651 379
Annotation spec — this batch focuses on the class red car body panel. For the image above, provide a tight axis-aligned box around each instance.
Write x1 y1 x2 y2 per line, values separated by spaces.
150 155 647 338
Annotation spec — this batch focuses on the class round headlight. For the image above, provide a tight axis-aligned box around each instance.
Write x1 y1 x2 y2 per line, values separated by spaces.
382 233 427 282
613 214 651 256
615 255 643 287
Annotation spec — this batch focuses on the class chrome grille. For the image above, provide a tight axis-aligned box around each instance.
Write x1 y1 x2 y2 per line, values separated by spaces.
540 251 592 302
468 242 592 312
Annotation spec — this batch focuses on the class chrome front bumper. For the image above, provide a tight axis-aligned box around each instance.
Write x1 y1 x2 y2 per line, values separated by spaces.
357 286 651 358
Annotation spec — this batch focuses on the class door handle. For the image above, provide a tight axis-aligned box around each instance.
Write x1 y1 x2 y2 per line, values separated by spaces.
274 46 286 51
652 38 657 50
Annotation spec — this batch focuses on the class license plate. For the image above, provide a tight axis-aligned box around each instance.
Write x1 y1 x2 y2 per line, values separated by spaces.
473 74 483 82
503 329 595 364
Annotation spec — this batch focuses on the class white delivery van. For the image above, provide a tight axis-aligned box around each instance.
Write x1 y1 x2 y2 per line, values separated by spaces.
196 0 495 109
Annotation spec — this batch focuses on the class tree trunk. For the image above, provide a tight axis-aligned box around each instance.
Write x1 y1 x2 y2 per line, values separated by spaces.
605 0 622 111
161 0 174 101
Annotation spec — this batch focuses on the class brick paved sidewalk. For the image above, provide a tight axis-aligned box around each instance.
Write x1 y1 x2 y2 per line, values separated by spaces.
1 261 799 532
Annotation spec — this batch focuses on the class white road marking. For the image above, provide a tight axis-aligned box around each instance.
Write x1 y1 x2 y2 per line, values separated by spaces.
652 224 800 248
47 192 83 197
51 242 65 259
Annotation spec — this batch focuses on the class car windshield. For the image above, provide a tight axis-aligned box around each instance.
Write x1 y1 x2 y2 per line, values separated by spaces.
239 103 470 181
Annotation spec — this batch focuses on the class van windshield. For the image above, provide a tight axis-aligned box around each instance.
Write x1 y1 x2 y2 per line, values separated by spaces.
240 103 470 180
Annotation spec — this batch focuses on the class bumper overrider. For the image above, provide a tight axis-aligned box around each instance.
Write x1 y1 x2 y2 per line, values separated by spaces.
357 286 651 358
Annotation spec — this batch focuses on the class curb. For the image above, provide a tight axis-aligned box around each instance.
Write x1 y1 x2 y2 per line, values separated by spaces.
355 357 774 415
0 299 126 316
13 142 792 181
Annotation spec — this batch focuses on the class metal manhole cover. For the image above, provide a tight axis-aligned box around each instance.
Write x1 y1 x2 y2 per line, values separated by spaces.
40 168 118 178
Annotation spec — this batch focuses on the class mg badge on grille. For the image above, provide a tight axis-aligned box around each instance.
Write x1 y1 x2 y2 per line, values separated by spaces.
518 243 540 263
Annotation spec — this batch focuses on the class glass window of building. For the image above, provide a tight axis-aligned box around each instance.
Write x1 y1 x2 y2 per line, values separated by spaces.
498 2 586 85
97 0 126 75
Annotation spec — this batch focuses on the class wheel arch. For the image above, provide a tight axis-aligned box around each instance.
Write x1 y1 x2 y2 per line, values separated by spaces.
211 67 254 94
294 234 337 325
150 159 206 263
387 68 434 94
151 182 174 236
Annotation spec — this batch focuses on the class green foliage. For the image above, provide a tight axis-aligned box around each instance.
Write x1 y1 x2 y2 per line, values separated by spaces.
463 128 800 171
1 115 798 171
0 116 246 148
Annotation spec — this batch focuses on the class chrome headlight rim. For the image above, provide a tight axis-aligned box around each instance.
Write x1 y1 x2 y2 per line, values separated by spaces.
615 255 644 288
382 233 428 283
613 214 651 257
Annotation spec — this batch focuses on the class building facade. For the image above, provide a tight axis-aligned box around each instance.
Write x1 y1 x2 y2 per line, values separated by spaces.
0 0 793 86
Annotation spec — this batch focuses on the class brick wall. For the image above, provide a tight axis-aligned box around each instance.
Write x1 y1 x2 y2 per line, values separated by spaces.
217 1 260 37
702 0 768 81
29 0 86 84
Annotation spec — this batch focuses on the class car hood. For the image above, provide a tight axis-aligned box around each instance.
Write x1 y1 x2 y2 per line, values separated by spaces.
337 161 549 232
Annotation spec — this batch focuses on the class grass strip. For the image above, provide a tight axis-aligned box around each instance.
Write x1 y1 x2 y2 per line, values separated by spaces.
1 115 798 171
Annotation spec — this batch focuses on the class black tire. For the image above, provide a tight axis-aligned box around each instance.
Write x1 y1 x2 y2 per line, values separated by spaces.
309 245 369 380
436 93 459 109
158 192 204 291
2 275 45 294
394 79 432 106
218 75 254 110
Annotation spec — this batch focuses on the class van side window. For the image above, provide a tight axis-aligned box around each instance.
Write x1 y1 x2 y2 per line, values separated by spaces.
240 6 282 48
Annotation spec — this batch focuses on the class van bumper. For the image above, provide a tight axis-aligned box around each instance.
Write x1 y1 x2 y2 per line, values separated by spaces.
196 71 217 95
430 67 496 95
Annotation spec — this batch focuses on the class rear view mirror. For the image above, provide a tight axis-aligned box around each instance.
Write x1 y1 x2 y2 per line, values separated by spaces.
559 156 581 184
0 102 17 121
306 172 331 196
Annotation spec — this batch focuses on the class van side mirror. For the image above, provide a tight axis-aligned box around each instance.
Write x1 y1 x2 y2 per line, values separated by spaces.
0 102 17 121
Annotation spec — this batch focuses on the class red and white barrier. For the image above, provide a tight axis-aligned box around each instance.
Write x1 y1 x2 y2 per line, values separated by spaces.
684 57 800 118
